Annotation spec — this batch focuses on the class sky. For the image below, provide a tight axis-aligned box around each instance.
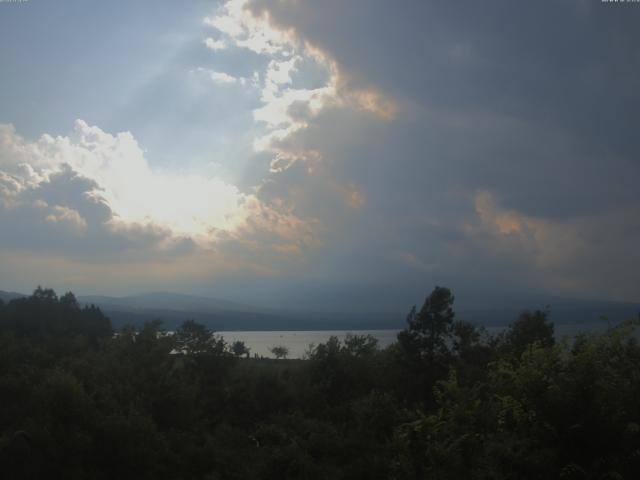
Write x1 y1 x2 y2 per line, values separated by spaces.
1 0 639 315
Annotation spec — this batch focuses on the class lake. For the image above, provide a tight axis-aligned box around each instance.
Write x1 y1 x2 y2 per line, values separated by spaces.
218 322 614 358
217 329 400 358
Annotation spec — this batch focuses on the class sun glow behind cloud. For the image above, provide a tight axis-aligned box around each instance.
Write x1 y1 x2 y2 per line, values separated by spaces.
1 0 389 253
0 0 404 310
0 121 254 242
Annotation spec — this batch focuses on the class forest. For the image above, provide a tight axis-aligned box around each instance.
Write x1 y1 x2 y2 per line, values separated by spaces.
1 286 639 479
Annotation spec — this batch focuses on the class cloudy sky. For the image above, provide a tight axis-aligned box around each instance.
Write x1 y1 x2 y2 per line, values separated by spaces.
1 0 639 314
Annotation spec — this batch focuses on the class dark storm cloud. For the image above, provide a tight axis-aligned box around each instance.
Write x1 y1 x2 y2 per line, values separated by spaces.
233 0 640 305
253 0 640 218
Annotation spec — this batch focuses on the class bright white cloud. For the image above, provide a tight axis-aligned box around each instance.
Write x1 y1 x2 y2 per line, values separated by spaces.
203 0 336 159
204 0 395 165
204 37 226 51
204 0 294 55
264 57 298 88
0 121 255 241
205 0 337 160
209 70 240 84
192 67 257 87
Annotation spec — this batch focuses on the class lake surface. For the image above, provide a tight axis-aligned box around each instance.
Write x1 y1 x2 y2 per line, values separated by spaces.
217 329 400 359
218 323 614 358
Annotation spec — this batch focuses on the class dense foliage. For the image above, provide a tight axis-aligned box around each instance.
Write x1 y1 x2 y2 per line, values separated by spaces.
1 287 639 479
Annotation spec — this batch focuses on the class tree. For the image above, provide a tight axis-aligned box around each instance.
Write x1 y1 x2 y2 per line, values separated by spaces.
32 285 58 304
269 345 289 359
398 286 455 362
60 292 80 311
451 320 481 356
0 287 111 340
231 340 250 358
395 287 456 406
175 320 226 356
503 308 554 358
343 334 378 357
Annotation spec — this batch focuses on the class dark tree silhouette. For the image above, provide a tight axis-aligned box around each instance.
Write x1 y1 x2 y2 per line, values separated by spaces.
503 308 555 357
175 319 226 355
231 340 250 357
1 285 638 479
398 286 455 362
269 345 289 359
60 291 80 311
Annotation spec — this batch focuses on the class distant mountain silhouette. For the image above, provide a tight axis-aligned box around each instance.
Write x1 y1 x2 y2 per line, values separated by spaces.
75 292 396 330
0 290 26 303
2 289 639 331
78 292 264 314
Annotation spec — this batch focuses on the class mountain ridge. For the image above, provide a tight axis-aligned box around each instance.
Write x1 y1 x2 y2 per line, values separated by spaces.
1 289 638 331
